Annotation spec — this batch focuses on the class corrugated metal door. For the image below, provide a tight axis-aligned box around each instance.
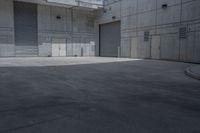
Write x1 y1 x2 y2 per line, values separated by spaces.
14 1 38 56
100 21 120 57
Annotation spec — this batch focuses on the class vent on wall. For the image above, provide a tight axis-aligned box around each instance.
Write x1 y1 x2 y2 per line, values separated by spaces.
144 31 150 41
179 27 187 39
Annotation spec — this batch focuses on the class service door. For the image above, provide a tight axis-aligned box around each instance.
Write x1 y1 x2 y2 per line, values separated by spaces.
59 42 66 56
52 38 66 57
151 35 161 59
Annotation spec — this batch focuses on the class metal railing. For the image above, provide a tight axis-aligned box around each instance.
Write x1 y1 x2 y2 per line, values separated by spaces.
47 0 103 9
103 0 121 5
76 0 103 8
77 0 103 5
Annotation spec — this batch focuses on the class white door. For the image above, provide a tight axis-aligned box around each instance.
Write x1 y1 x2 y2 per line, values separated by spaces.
52 42 59 57
131 37 138 58
59 39 66 56
52 38 66 57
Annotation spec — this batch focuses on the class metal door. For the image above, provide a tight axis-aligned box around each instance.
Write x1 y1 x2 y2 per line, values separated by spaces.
100 21 120 57
14 1 38 46
52 38 66 57
151 35 161 59
59 41 66 56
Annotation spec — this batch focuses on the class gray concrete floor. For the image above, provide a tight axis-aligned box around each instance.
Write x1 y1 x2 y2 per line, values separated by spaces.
0 57 200 133
186 65 200 80
0 57 136 67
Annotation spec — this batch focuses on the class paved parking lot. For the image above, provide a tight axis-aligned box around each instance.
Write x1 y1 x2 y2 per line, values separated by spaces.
0 57 200 133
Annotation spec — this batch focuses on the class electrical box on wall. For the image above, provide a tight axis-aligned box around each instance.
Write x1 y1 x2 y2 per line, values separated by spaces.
144 31 150 41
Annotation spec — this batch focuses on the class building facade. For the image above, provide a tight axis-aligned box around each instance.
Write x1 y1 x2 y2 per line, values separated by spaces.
98 0 200 63
0 0 100 57
0 0 200 63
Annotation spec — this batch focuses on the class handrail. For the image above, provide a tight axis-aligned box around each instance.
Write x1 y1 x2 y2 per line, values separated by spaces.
47 0 103 8
76 0 103 7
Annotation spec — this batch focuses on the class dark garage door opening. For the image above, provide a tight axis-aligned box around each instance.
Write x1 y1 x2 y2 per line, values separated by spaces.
14 1 38 56
99 21 120 57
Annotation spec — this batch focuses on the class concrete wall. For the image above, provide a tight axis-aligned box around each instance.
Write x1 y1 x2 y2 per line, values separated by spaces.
0 0 15 56
38 5 96 57
97 0 200 63
0 0 97 57
0 0 199 62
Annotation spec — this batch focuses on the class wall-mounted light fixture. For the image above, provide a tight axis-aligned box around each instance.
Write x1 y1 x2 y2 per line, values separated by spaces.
103 8 107 13
112 16 116 20
56 15 62 20
162 4 168 9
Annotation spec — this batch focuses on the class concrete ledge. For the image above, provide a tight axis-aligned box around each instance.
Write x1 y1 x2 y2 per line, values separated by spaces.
185 66 200 80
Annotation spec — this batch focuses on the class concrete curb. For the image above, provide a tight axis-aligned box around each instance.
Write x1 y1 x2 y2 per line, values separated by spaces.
185 66 200 80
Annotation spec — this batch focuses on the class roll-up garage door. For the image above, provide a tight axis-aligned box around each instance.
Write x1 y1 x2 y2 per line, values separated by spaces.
100 21 120 57
14 1 38 56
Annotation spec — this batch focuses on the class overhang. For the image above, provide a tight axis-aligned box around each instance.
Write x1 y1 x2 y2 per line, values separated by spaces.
15 0 103 10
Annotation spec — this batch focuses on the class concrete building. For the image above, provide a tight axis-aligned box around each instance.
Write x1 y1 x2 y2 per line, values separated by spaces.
0 0 101 57
0 0 200 63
